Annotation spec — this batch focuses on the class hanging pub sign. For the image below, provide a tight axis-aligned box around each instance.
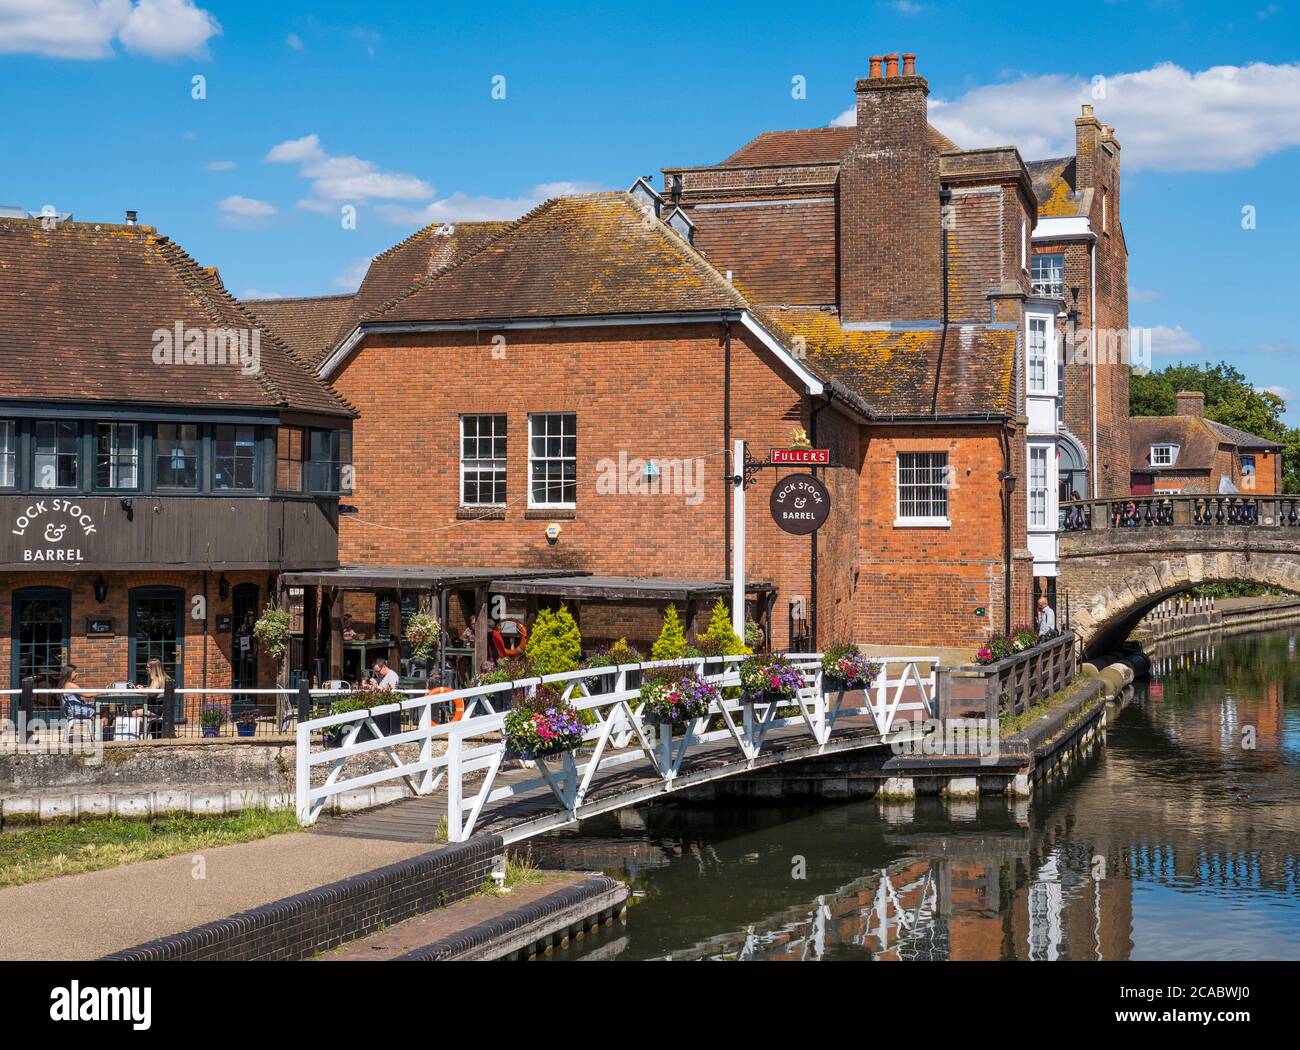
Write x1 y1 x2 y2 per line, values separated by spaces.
770 473 831 535
770 448 830 465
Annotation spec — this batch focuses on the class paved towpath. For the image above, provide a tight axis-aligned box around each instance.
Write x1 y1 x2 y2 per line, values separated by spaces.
0 826 437 960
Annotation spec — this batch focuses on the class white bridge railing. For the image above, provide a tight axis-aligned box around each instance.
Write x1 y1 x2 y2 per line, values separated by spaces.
295 653 937 841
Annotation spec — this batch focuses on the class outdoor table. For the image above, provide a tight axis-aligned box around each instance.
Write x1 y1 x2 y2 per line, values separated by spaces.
95 691 163 740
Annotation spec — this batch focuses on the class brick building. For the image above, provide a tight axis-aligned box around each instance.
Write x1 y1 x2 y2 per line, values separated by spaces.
0 214 351 714
1130 391 1282 495
249 53 1142 654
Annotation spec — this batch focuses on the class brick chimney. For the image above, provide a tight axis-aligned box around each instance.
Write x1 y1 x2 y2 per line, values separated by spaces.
1074 103 1104 189
1176 390 1205 418
838 52 941 324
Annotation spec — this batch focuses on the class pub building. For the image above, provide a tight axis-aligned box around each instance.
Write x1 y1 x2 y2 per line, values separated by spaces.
0 213 352 720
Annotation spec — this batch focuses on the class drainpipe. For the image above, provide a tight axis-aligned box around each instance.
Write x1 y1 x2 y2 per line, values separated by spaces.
931 185 952 416
999 424 1014 635
723 321 732 581
1089 240 1098 498
809 389 836 649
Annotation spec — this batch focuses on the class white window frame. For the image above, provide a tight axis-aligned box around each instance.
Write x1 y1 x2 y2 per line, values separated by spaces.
1028 443 1051 529
895 451 950 527
94 422 139 490
1151 444 1178 467
528 412 576 509
460 414 507 507
1031 253 1065 297
1027 314 1052 395
0 420 15 488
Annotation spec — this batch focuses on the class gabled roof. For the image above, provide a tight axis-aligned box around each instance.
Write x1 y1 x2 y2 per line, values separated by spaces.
720 124 958 166
760 308 1016 418
0 217 351 416
1130 415 1281 473
367 193 753 324
243 292 355 366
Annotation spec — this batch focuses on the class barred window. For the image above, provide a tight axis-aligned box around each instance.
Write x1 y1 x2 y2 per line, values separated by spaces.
461 414 506 506
896 451 948 523
529 413 576 507
1031 253 1065 296
1029 445 1049 528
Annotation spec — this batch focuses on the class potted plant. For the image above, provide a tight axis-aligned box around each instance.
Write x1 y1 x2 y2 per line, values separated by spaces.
1011 626 1038 653
640 669 718 725
583 639 642 694
233 707 258 737
199 702 227 738
738 656 803 705
974 636 1015 666
502 687 586 760
252 603 290 660
820 643 881 694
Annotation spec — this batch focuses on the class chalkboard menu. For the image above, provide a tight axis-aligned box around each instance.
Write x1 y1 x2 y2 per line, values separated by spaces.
375 593 422 638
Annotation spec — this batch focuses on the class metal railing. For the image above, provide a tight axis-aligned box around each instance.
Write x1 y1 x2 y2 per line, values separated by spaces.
0 681 432 743
1061 494 1300 532
295 653 940 841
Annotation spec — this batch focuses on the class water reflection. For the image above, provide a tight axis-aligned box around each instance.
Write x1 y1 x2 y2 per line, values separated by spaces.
542 625 1300 961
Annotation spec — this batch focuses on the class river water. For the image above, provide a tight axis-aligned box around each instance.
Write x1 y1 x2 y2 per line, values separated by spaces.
538 626 1300 961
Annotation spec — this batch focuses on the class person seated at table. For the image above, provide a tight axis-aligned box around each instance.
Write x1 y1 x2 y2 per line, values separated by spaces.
363 656 400 692
59 665 97 723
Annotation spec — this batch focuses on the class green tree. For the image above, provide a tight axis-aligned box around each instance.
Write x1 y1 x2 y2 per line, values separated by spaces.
650 604 687 661
699 599 750 657
525 606 582 676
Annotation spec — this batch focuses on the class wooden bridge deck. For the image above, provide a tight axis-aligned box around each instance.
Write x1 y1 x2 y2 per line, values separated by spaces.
313 713 894 845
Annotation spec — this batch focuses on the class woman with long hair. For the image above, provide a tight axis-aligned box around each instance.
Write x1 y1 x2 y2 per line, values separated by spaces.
146 658 171 691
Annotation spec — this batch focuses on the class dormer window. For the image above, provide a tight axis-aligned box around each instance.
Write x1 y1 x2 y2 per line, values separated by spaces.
1151 444 1178 467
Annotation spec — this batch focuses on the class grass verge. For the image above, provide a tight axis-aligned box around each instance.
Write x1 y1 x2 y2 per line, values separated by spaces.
0 808 301 888
998 676 1098 736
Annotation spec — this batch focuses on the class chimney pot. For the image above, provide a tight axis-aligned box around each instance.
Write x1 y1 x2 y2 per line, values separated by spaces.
1081 104 1093 117
884 52 900 78
868 55 883 78
901 53 916 76
125 210 137 225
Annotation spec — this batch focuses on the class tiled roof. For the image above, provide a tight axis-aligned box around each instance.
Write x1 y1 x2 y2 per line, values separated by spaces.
1025 156 1091 219
0 217 351 415
345 220 510 332
369 193 751 324
1130 415 1281 473
760 308 1016 418
242 293 355 366
720 124 958 166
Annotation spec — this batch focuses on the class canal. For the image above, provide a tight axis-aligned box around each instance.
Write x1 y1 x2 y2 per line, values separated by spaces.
536 625 1300 960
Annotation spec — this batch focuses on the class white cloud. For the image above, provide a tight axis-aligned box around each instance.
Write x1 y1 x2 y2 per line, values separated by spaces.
1148 324 1203 357
286 31 302 50
0 0 220 60
1129 288 1160 303
1258 384 1291 403
266 133 433 207
333 256 373 291
207 159 235 171
375 180 604 225
833 61 1300 172
218 194 276 227
242 288 284 300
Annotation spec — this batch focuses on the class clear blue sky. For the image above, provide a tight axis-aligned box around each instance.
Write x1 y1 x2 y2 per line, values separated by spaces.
2 1 1297 417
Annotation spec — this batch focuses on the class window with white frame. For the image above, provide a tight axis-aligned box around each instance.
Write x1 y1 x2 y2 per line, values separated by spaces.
1151 444 1178 467
1028 445 1049 528
94 422 139 489
529 413 576 507
1031 253 1065 296
896 451 949 524
1028 316 1049 393
0 420 14 488
460 414 507 506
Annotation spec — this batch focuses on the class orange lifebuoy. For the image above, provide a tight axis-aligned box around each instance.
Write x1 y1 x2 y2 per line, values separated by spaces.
425 684 462 722
499 619 528 657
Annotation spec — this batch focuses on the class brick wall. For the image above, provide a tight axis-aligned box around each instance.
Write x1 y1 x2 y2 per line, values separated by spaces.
856 424 1021 646
331 322 862 650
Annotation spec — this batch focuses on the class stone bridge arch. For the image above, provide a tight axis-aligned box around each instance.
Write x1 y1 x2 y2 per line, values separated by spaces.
1059 526 1300 656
